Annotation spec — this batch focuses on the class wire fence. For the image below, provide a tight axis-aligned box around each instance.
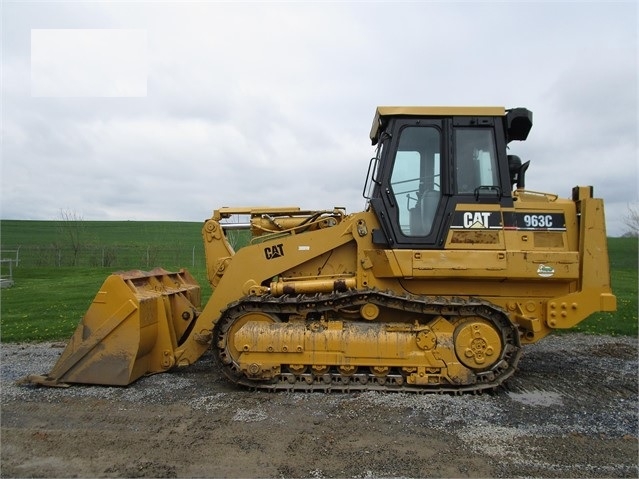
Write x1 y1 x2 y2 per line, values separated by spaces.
0 249 19 287
1 245 205 270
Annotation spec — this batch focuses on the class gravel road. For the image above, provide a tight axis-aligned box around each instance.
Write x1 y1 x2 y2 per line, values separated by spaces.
1 334 637 478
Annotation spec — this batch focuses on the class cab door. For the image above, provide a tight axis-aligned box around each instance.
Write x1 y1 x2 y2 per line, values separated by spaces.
369 118 451 247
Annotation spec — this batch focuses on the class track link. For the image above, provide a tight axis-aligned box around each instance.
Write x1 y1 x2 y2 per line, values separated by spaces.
213 290 522 393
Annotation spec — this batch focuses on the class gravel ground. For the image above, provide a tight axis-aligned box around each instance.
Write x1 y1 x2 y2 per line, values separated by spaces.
1 334 637 478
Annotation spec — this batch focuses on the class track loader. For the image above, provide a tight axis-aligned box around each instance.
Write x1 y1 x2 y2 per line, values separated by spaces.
26 106 616 393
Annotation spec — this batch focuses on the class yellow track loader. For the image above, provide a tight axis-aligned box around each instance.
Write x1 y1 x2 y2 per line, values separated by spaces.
26 106 616 392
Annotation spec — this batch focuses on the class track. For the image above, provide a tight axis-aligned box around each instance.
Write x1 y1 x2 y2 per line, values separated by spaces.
214 290 522 393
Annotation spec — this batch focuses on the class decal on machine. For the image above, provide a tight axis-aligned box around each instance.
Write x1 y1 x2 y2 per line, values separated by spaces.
503 212 566 231
537 264 555 278
450 211 502 230
264 243 284 260
451 211 566 232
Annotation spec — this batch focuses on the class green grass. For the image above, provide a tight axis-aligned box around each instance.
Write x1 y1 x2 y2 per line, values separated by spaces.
1 268 110 342
0 220 636 342
571 236 638 336
0 266 213 342
0 219 225 342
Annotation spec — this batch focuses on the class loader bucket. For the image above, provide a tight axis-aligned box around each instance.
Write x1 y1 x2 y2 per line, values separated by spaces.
27 268 201 387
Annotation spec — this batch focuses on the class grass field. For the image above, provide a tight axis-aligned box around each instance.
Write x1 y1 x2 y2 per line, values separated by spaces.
0 220 209 269
0 220 636 342
1 219 206 247
570 236 637 336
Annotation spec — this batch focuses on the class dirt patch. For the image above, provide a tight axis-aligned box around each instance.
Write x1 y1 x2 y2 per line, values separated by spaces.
2 334 637 478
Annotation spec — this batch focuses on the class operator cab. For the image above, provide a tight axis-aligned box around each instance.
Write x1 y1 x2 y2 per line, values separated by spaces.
365 106 532 247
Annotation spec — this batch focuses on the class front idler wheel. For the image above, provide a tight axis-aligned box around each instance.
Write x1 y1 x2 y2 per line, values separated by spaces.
453 317 503 371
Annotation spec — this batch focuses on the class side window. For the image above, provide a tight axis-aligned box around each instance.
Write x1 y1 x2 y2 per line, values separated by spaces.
389 126 441 236
455 129 499 194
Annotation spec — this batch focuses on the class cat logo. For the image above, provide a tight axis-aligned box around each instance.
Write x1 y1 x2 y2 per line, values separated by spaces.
264 243 284 260
463 212 492 229
450 211 501 230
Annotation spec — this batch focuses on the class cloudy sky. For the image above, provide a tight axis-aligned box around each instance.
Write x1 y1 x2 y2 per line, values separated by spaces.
1 1 637 236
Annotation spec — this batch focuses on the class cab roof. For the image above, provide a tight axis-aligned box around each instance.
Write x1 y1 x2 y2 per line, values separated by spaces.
370 106 506 145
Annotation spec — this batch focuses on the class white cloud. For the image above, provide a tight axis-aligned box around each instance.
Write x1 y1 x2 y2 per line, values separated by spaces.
31 29 147 97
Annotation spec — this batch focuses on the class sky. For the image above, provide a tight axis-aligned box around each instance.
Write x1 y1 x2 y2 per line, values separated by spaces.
1 1 637 236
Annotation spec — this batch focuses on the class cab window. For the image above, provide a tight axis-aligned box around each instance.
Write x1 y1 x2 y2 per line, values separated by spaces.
455 129 499 194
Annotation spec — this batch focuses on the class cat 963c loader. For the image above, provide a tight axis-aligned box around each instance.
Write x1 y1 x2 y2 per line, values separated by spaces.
26 106 617 393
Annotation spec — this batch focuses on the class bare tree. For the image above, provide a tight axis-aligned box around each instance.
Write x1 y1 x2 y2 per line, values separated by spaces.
58 209 85 266
622 203 639 238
